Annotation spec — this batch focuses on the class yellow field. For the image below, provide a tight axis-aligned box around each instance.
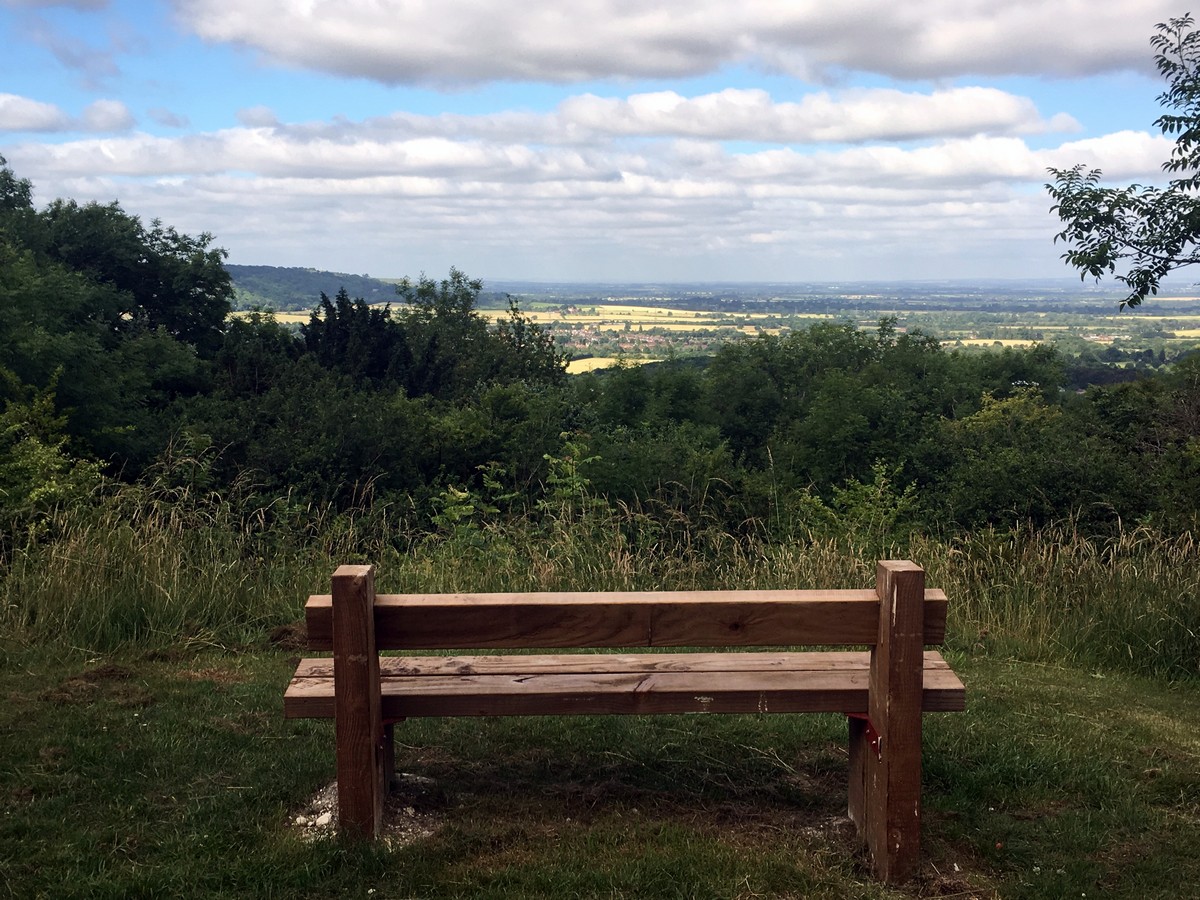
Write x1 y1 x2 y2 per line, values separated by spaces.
234 306 785 333
615 321 784 334
1173 328 1200 337
565 357 659 374
230 310 312 324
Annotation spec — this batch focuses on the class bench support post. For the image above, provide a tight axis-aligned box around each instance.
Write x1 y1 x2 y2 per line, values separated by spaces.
332 564 385 839
849 560 925 883
383 722 397 787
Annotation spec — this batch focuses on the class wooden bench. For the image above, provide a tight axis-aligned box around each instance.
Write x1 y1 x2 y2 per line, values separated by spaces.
284 559 964 883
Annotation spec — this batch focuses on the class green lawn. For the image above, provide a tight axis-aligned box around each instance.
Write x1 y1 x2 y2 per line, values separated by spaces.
2 643 1197 899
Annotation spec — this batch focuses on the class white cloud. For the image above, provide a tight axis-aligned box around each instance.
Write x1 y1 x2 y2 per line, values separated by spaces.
0 92 69 131
0 93 139 133
556 87 1077 143
9 84 1093 185
206 85 1076 152
1040 130 1175 179
79 98 134 131
5 67 1174 283
7 106 1167 280
176 0 1178 86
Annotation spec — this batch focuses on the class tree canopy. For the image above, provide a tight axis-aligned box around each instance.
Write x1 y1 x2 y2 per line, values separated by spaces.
1047 15 1200 307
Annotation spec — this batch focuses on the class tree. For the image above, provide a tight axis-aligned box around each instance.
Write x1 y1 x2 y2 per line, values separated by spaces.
0 154 33 215
1047 15 1200 307
34 199 233 353
395 268 565 399
302 288 411 385
0 158 232 467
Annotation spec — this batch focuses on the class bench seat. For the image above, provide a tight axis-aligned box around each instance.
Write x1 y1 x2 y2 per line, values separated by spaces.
285 650 965 719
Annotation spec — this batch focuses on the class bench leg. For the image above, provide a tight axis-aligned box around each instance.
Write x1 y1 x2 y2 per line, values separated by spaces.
847 714 867 833
383 721 396 788
848 710 920 882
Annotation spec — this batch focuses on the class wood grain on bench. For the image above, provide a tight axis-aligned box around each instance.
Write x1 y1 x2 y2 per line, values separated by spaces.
285 650 965 718
303 589 949 649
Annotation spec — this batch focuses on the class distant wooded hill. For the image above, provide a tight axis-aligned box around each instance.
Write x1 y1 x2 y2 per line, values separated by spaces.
228 265 512 311
227 265 398 310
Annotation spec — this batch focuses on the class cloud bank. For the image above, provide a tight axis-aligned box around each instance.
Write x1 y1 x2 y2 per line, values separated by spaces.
4 82 1170 280
177 0 1178 85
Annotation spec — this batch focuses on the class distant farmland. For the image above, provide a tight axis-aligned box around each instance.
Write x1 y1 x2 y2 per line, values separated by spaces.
233 295 1200 373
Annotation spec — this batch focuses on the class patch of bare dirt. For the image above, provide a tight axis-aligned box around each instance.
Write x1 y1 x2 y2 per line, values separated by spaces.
289 773 442 848
39 664 153 708
913 868 998 898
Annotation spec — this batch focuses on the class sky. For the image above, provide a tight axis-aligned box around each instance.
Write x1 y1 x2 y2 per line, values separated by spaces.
0 0 1188 284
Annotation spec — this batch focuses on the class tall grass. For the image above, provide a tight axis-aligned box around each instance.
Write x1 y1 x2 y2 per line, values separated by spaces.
928 524 1200 678
0 468 413 652
2 480 1197 679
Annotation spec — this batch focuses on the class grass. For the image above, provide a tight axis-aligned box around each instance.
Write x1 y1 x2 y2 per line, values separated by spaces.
2 644 1197 899
2 491 1199 897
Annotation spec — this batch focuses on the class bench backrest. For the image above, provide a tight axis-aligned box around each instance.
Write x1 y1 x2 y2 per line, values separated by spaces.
304 562 946 651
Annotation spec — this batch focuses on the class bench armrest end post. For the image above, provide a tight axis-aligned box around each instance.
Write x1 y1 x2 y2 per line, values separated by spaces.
332 564 385 839
855 560 925 883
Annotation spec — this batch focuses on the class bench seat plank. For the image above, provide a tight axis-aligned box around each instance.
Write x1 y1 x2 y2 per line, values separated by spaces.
285 650 965 719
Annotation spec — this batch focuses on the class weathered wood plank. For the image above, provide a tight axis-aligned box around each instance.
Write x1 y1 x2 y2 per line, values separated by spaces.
292 649 958 679
304 589 949 650
284 651 965 719
332 564 384 840
863 560 926 884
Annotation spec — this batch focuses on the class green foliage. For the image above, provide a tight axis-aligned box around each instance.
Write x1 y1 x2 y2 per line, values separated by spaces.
934 390 1125 529
430 483 497 540
492 296 569 385
829 461 919 549
1047 15 1200 307
29 198 233 352
0 153 33 213
297 273 565 402
214 309 301 395
538 433 603 526
0 159 230 468
301 287 411 385
0 380 103 554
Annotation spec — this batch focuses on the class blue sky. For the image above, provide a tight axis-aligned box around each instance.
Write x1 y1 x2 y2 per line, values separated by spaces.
0 0 1185 283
